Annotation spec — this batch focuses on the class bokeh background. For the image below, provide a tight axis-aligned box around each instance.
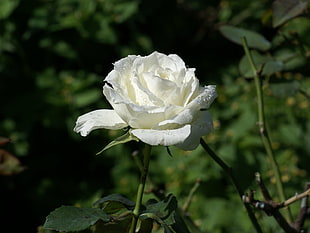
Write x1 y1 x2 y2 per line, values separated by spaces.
1 0 310 232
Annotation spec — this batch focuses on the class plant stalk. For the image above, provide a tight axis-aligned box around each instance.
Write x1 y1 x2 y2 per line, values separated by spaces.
129 144 151 233
200 138 263 233
241 37 292 222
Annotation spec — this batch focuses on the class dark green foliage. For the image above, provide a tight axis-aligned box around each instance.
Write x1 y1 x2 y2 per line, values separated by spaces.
44 194 183 233
142 194 177 226
272 0 309 27
1 0 310 232
93 193 135 212
219 25 271 51
43 206 110 232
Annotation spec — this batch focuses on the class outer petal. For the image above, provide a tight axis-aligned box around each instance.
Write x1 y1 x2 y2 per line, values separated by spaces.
156 108 194 129
156 84 217 129
131 125 191 147
188 85 217 109
74 109 128 136
176 111 213 151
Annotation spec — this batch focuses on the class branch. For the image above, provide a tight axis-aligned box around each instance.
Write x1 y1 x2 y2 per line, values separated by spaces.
298 89 310 100
241 36 292 222
283 188 310 207
292 182 310 232
243 174 310 233
200 139 263 233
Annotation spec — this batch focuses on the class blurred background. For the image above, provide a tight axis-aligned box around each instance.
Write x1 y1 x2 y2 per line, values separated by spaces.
1 0 309 232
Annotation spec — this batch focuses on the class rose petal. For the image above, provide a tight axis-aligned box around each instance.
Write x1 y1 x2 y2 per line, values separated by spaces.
74 110 128 136
167 54 186 72
103 84 183 129
131 125 191 147
176 111 213 150
113 55 137 78
140 72 181 105
180 69 199 105
157 85 216 129
130 75 164 106
156 108 194 129
188 85 217 109
105 71 164 107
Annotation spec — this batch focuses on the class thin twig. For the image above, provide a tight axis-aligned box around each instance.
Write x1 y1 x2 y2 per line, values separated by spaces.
243 189 297 233
245 180 310 210
299 89 310 100
292 182 310 232
182 178 201 213
200 139 263 233
283 188 310 207
244 175 310 232
255 173 297 233
255 172 272 201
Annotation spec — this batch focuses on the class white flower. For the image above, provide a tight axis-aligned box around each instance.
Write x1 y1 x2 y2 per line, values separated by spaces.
74 51 217 150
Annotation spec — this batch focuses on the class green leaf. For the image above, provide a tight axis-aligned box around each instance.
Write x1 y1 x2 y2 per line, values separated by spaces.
170 211 191 233
113 1 140 23
94 212 153 233
274 49 306 70
93 193 135 213
272 0 308 27
43 206 110 232
239 50 284 77
94 213 132 233
96 131 139 155
74 89 101 107
136 218 154 233
269 81 300 98
278 123 302 146
142 194 177 226
140 213 174 233
219 25 271 51
0 0 19 19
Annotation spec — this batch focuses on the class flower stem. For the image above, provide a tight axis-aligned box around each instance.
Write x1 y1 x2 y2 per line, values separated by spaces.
200 138 263 233
129 144 151 233
241 37 292 222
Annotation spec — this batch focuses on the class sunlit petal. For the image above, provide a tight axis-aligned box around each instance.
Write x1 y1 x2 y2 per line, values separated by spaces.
176 111 213 150
131 125 191 147
74 110 128 136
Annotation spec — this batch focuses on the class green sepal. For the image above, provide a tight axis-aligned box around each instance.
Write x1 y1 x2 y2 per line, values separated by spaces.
166 147 173 157
43 206 110 232
96 131 139 155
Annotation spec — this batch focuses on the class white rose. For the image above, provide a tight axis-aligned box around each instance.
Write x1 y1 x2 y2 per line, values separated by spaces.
74 51 217 150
